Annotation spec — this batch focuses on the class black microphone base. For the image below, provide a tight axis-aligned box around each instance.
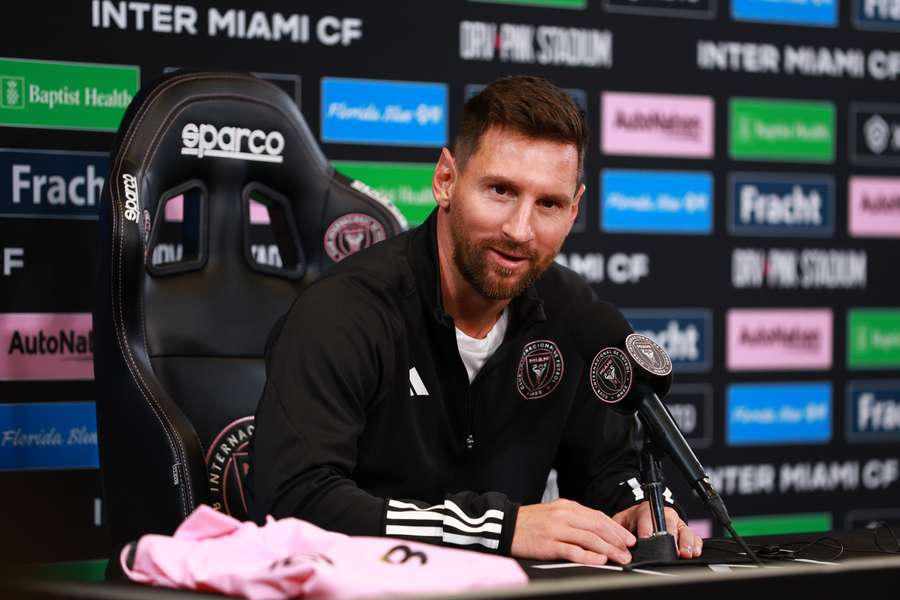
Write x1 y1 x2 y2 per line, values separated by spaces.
629 533 679 565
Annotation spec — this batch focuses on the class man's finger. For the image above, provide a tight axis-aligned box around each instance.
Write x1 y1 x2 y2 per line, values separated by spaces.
559 542 608 566
561 527 632 565
636 508 654 539
569 511 635 549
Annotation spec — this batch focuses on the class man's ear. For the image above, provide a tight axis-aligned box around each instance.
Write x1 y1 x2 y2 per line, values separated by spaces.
432 148 457 209
570 182 586 224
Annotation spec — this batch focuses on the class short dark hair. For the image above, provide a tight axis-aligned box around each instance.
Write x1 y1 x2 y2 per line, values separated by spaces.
453 76 587 181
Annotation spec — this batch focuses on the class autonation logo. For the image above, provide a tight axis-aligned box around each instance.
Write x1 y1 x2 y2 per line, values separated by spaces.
601 170 712 234
0 313 93 381
602 92 714 158
848 176 900 237
732 0 837 27
727 382 832 446
623 309 712 372
728 172 833 236
727 308 832 371
321 78 447 147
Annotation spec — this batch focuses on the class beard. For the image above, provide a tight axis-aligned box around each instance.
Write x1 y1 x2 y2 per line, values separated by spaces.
448 205 557 300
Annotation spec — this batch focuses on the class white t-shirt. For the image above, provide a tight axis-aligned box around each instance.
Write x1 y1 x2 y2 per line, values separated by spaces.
455 310 509 383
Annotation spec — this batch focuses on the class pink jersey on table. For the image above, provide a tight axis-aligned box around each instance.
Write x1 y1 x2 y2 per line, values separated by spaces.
122 505 527 599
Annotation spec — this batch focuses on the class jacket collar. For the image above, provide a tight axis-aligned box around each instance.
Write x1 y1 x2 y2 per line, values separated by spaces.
408 209 547 332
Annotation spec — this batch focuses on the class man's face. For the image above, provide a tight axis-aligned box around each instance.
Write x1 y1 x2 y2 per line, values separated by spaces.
443 126 584 300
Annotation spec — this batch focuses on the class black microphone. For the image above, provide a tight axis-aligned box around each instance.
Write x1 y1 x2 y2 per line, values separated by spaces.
566 302 733 528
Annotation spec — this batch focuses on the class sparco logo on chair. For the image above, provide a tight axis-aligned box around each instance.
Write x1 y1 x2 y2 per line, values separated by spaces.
121 173 140 223
181 123 285 163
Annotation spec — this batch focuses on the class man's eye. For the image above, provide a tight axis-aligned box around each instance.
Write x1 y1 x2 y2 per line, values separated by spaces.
492 185 508 196
539 199 560 210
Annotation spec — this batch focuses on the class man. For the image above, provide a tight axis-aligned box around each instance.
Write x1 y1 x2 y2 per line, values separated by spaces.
247 76 702 565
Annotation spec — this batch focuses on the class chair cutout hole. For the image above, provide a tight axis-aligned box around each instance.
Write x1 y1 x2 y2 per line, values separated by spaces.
148 183 207 275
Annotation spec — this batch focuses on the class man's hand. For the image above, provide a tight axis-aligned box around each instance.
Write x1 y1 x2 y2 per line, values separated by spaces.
510 499 637 565
612 502 703 559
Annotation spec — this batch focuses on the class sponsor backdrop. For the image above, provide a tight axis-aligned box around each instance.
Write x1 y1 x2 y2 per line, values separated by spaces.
1 0 899 566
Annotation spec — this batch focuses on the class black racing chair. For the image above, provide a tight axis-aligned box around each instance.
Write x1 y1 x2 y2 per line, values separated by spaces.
93 71 407 557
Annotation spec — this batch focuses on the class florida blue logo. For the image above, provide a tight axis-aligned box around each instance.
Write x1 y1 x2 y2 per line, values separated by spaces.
732 0 837 27
0 402 98 470
601 170 713 234
726 382 832 446
321 78 447 147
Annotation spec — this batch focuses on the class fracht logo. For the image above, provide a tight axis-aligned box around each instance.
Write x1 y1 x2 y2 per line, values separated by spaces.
847 381 900 442
0 149 107 219
321 78 447 147
623 309 712 372
728 173 833 236
0 57 138 131
726 382 832 445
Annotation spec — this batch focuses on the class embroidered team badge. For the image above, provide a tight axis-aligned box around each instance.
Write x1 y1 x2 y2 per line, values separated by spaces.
206 416 255 519
323 213 387 262
589 347 633 404
517 340 564 399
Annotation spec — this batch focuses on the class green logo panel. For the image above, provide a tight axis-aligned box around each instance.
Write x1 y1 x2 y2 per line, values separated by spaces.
732 513 832 537
469 0 587 8
334 161 435 226
729 98 835 163
848 309 900 368
0 57 139 131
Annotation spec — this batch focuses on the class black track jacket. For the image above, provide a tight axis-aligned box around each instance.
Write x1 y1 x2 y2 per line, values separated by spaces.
247 210 660 555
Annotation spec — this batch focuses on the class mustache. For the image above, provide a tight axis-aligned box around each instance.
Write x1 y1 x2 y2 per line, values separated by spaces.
482 238 538 260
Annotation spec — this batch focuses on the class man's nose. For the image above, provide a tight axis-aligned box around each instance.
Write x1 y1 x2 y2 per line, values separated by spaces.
501 200 534 244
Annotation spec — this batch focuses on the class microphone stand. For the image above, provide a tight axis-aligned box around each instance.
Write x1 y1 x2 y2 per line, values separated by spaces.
629 435 679 564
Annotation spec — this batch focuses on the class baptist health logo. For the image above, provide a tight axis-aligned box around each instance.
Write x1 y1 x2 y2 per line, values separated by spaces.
0 76 24 109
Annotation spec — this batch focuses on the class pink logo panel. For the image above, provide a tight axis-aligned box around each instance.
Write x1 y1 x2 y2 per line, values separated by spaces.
602 92 714 158
848 176 900 238
727 308 832 371
0 313 93 381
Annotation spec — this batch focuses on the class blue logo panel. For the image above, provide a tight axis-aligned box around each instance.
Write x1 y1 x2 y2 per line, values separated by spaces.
0 402 99 470
0 149 108 219
728 173 834 237
847 381 900 443
853 0 900 30
321 78 448 147
726 383 832 445
732 0 838 26
601 170 713 234
623 309 712 372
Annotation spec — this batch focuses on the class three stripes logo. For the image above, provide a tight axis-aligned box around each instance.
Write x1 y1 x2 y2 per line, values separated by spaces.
409 366 429 397
384 499 504 550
